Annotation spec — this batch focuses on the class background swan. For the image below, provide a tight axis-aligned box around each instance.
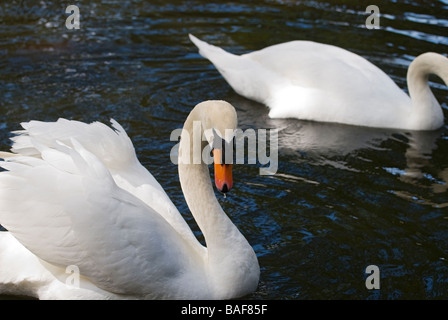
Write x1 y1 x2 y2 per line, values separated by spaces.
0 100 259 300
189 34 448 131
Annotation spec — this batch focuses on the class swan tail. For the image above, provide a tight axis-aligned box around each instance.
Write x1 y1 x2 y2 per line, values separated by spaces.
189 34 273 105
189 34 241 68
7 118 137 170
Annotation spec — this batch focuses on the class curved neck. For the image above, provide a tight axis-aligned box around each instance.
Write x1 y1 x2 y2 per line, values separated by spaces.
407 53 448 130
178 105 237 248
177 105 259 298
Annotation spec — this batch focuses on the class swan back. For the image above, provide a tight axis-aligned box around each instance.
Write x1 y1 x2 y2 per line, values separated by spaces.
190 35 417 129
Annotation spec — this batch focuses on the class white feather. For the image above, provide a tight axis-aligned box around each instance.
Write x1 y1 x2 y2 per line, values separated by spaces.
189 34 448 130
0 102 259 299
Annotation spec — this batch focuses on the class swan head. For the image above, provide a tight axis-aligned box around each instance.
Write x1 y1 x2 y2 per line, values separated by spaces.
194 100 237 194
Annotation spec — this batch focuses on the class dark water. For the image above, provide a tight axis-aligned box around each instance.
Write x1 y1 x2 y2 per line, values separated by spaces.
1 0 448 300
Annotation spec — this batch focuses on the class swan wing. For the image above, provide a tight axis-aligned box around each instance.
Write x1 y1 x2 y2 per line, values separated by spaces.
6 119 201 247
0 138 200 297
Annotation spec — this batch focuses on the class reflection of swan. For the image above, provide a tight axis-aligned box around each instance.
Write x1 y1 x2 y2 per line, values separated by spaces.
388 129 448 208
396 130 448 198
232 94 393 158
190 34 448 130
234 93 448 199
0 100 259 300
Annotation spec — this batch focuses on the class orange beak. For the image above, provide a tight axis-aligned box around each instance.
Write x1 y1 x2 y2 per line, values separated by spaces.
213 149 233 193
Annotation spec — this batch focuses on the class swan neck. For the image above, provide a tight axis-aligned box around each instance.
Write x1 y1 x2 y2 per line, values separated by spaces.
407 53 448 130
177 103 259 298
177 106 248 252
177 108 226 240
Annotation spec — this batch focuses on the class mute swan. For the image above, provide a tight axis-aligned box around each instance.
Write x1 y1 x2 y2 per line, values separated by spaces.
0 100 260 300
189 34 448 131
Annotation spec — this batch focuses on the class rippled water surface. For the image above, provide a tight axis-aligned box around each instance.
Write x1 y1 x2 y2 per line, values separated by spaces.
1 0 448 299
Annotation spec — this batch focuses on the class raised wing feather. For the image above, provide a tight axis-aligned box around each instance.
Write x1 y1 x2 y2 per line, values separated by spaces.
0 138 195 296
6 119 201 249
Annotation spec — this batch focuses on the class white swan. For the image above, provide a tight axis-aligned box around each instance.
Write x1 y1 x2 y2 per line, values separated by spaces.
0 100 259 300
189 34 448 131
